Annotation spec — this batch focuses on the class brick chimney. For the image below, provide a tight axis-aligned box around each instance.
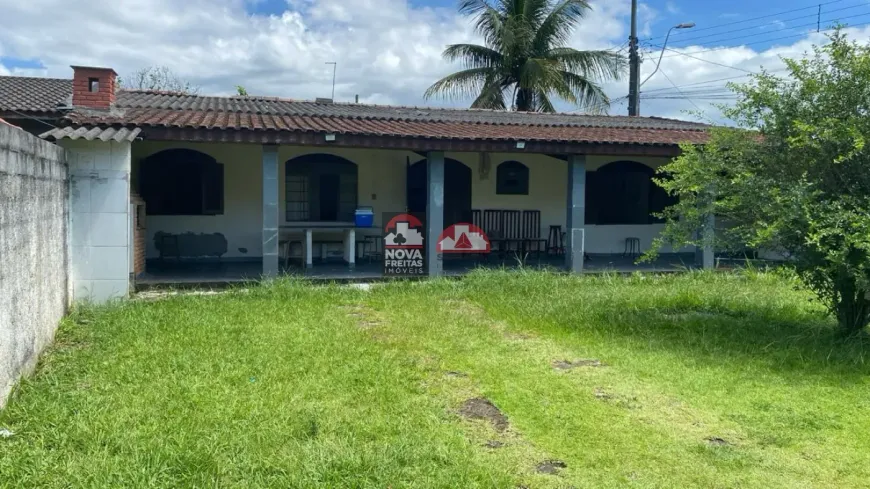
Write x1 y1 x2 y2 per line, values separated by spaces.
71 66 117 109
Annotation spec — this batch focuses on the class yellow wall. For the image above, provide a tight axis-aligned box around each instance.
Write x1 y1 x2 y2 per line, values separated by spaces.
132 141 682 259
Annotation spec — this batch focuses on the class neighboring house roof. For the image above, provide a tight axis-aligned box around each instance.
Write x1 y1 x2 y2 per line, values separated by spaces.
0 76 72 115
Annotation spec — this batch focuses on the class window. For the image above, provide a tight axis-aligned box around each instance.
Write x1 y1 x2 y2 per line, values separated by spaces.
285 154 358 222
138 149 224 216
585 161 676 225
496 160 529 195
88 77 99 92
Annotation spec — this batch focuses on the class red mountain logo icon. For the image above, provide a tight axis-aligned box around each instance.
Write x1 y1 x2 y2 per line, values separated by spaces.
454 232 473 249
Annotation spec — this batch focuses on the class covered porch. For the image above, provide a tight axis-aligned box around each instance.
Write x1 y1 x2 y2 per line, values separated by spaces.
130 137 710 287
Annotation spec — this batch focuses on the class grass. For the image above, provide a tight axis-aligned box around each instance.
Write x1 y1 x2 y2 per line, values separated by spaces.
1 270 869 487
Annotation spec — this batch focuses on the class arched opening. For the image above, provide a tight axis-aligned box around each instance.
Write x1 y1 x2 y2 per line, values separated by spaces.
285 154 358 222
586 160 675 225
496 161 530 195
407 158 472 228
138 148 224 216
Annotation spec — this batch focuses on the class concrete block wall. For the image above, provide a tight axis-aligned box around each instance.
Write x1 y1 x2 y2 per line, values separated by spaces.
0 124 68 407
63 140 132 302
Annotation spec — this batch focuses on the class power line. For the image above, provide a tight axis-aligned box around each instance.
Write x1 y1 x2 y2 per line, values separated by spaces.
658 69 711 121
648 45 759 73
656 18 870 59
644 0 846 41
667 6 870 48
638 68 795 105
640 74 755 94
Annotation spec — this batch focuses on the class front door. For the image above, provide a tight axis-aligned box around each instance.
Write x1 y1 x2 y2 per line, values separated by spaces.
406 158 472 229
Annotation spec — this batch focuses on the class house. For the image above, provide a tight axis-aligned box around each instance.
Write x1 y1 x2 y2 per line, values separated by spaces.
1 66 712 303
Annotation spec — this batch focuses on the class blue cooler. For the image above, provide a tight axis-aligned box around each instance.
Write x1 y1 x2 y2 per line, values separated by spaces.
354 207 374 227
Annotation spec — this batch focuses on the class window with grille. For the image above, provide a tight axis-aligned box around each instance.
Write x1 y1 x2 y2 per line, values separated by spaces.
286 174 309 221
285 154 358 222
496 160 529 195
139 149 224 216
585 161 677 225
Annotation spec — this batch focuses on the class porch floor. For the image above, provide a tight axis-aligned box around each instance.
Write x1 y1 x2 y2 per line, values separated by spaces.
136 253 697 289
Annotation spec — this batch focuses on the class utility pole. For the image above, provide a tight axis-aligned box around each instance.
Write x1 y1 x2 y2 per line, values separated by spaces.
326 62 337 100
627 0 640 116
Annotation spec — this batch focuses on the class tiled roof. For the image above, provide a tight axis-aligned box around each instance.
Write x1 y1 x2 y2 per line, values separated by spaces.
62 91 709 146
112 91 708 131
2 74 710 146
0 76 71 114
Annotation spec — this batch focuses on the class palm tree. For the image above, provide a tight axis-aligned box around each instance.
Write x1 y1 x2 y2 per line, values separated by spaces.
425 0 626 113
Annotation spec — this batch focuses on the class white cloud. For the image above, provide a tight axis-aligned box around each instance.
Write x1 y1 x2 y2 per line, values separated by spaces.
0 0 866 123
631 25 870 122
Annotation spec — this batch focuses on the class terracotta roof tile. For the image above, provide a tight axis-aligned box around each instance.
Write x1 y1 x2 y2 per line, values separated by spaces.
0 83 710 146
0 76 72 114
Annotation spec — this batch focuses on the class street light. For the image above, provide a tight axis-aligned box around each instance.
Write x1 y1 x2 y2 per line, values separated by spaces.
640 22 695 87
325 62 337 100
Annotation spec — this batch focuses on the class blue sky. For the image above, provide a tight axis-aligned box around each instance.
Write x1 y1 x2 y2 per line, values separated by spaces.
2 0 869 121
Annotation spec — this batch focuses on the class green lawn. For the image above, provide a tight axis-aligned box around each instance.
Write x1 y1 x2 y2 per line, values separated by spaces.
1 271 869 488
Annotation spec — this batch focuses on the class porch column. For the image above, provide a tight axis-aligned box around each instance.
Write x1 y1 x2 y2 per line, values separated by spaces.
262 144 280 277
566 154 586 273
344 228 356 270
426 151 445 277
695 213 715 269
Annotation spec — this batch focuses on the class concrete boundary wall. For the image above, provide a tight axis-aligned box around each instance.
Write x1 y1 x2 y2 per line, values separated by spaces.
0 124 68 407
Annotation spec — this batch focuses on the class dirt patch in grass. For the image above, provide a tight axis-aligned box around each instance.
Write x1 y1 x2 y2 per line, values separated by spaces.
445 371 468 378
459 398 509 432
341 304 382 329
593 388 612 400
504 332 534 341
552 359 604 370
484 440 504 449
706 437 731 447
535 460 567 474
593 388 640 409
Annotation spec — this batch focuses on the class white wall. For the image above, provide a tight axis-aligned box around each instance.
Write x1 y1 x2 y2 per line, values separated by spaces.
64 139 132 302
131 142 686 260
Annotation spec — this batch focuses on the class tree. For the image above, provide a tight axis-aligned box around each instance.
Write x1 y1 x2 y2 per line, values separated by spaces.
119 66 199 94
649 29 870 335
424 0 625 113
235 85 248 96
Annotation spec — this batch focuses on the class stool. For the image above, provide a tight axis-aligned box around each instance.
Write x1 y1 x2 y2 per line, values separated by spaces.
547 225 564 255
623 237 641 258
363 235 382 263
159 235 180 263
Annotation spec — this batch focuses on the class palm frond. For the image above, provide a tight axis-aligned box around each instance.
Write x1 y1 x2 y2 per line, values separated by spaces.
533 0 591 51
442 44 504 69
522 0 551 28
547 47 626 81
535 90 557 113
518 58 565 93
561 71 609 113
471 78 508 109
459 0 507 47
424 67 494 101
